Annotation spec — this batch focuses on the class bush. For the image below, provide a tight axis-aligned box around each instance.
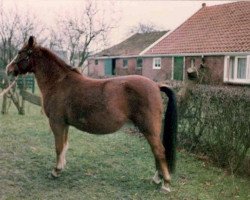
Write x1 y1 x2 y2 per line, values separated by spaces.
172 83 250 175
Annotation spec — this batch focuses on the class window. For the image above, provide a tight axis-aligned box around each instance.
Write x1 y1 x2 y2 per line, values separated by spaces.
229 57 235 79
123 59 128 68
95 59 98 65
153 58 161 69
136 58 143 69
224 56 250 84
237 58 247 79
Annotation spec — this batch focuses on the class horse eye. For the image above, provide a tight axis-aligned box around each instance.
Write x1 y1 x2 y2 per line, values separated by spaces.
18 50 24 55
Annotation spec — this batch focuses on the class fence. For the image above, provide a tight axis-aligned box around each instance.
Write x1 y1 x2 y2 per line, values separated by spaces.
0 70 40 114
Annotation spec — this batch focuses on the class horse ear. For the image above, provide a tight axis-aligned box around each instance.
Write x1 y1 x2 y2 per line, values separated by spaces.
28 36 36 47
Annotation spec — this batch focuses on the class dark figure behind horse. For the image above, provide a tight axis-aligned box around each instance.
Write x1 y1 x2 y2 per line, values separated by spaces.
6 36 177 193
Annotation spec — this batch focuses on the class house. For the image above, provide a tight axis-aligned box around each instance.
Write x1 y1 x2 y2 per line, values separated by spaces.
143 1 250 85
87 31 168 78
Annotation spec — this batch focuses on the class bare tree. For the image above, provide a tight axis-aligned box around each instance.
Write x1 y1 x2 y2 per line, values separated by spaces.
128 22 163 35
49 0 115 71
0 3 44 68
0 2 44 114
48 28 64 50
0 7 19 67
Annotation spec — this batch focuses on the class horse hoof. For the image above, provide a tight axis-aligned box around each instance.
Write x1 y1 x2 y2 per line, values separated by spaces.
160 183 171 194
152 171 161 185
51 168 61 178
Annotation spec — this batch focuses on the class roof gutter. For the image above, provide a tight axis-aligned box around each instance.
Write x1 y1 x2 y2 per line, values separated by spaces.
88 52 250 60
88 55 140 60
141 52 250 57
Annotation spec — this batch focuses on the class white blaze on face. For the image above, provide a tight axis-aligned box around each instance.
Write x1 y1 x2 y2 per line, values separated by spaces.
6 55 18 74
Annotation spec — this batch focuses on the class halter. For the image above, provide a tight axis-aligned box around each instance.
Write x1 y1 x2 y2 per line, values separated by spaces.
13 49 33 73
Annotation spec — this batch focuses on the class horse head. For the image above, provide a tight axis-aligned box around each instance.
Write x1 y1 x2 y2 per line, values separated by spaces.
6 36 37 76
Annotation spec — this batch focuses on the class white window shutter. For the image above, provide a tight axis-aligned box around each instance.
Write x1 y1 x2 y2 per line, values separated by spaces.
152 58 155 69
247 55 250 80
223 56 230 82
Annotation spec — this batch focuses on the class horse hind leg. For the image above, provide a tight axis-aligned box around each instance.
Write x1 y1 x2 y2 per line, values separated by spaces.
145 135 171 193
132 111 171 192
152 159 162 185
49 122 69 178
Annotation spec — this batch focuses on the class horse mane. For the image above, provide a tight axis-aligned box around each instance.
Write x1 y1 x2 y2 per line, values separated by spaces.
39 47 81 74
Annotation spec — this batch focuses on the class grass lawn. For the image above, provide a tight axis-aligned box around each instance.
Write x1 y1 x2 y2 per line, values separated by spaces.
0 102 249 200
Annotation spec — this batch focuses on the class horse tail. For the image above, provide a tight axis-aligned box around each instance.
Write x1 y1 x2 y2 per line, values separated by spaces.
159 84 178 173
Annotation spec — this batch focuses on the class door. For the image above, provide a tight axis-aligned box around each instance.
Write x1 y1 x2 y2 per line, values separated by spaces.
173 57 184 81
112 59 116 75
104 59 112 75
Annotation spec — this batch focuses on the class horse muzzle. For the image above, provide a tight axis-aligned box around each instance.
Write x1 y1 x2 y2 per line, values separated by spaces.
6 61 19 77
6 64 14 76
6 54 19 76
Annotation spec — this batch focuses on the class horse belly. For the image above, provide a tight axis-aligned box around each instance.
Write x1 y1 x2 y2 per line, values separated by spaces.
70 114 127 135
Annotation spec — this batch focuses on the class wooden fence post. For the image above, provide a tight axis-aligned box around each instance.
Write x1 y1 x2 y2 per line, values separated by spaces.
1 93 8 114
1 77 9 114
0 72 24 115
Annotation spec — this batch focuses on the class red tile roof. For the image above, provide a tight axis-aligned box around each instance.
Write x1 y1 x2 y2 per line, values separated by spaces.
145 1 250 55
96 31 167 57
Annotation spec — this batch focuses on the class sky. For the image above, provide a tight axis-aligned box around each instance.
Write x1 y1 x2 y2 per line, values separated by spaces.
2 0 234 47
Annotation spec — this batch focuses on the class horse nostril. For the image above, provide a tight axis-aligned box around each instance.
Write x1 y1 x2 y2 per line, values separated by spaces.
6 69 12 76
7 70 12 76
6 65 15 76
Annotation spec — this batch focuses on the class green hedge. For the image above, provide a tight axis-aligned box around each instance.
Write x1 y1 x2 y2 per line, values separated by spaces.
171 83 250 175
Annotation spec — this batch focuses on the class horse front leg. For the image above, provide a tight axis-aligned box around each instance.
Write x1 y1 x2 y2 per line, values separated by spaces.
49 121 69 178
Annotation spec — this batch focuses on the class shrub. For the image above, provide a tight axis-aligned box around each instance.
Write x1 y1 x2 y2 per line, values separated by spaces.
171 83 250 175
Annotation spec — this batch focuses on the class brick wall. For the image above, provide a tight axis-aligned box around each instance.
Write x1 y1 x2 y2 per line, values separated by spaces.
88 56 225 84
205 56 224 84
142 57 172 82
88 59 105 77
116 58 142 76
185 56 224 84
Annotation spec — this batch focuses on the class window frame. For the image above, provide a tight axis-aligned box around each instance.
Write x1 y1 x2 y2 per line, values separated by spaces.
123 59 128 68
224 55 250 84
153 57 161 69
136 58 143 69
236 57 247 80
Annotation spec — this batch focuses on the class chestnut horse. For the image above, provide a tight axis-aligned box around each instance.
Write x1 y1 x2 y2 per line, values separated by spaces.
6 36 177 193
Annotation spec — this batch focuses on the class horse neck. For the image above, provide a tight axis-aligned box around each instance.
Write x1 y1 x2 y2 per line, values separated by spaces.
33 55 69 96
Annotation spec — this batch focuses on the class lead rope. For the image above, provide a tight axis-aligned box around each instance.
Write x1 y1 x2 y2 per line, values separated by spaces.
0 76 18 97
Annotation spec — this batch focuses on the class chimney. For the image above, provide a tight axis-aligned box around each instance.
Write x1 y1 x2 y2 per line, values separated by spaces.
202 3 206 8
